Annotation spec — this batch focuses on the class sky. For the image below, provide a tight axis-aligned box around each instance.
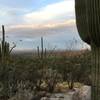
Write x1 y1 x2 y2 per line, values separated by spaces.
0 0 90 51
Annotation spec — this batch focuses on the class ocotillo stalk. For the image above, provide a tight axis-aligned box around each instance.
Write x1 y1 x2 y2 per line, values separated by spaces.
75 0 100 100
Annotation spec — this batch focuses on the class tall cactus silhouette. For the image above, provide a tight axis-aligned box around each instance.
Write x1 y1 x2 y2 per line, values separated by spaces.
2 25 5 62
41 37 44 59
1 25 16 63
0 25 16 97
1 25 10 62
75 0 100 99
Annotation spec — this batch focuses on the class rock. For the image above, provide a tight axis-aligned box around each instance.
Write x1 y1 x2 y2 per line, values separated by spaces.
79 86 91 100
49 98 60 100
72 86 91 100
54 93 64 98
46 93 51 98
38 91 47 97
72 90 80 100
31 95 41 100
9 85 91 100
50 93 71 100
41 97 49 100
44 85 91 100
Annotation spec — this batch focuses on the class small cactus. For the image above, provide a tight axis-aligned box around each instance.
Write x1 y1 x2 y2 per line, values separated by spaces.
37 46 40 58
41 37 44 59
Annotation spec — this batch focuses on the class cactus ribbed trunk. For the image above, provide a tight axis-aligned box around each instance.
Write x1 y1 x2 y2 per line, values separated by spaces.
86 0 100 46
75 0 90 44
91 44 100 100
1 25 10 62
75 0 100 99
87 1 100 99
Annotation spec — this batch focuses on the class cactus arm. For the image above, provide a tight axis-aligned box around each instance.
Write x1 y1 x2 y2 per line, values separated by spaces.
75 0 90 44
2 25 5 44
1 25 5 62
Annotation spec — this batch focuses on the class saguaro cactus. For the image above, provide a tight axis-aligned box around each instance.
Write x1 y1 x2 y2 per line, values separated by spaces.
0 25 16 97
2 25 5 62
75 0 100 100
1 25 10 62
41 37 44 59
1 25 16 62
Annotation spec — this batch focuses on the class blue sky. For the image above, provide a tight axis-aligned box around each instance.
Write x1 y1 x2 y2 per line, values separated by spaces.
0 0 90 51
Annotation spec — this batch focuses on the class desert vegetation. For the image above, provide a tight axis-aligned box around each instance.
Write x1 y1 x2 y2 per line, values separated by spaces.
0 25 91 100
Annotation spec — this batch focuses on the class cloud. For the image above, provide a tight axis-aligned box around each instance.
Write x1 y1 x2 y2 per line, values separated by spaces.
0 0 75 26
24 0 75 24
5 19 75 38
1 19 78 51
0 7 28 25
7 19 75 29
0 0 87 50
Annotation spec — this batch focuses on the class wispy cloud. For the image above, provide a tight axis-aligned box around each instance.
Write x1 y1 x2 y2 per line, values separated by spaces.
0 0 89 50
0 0 75 26
0 7 28 25
7 19 75 29
24 0 75 24
5 20 75 38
